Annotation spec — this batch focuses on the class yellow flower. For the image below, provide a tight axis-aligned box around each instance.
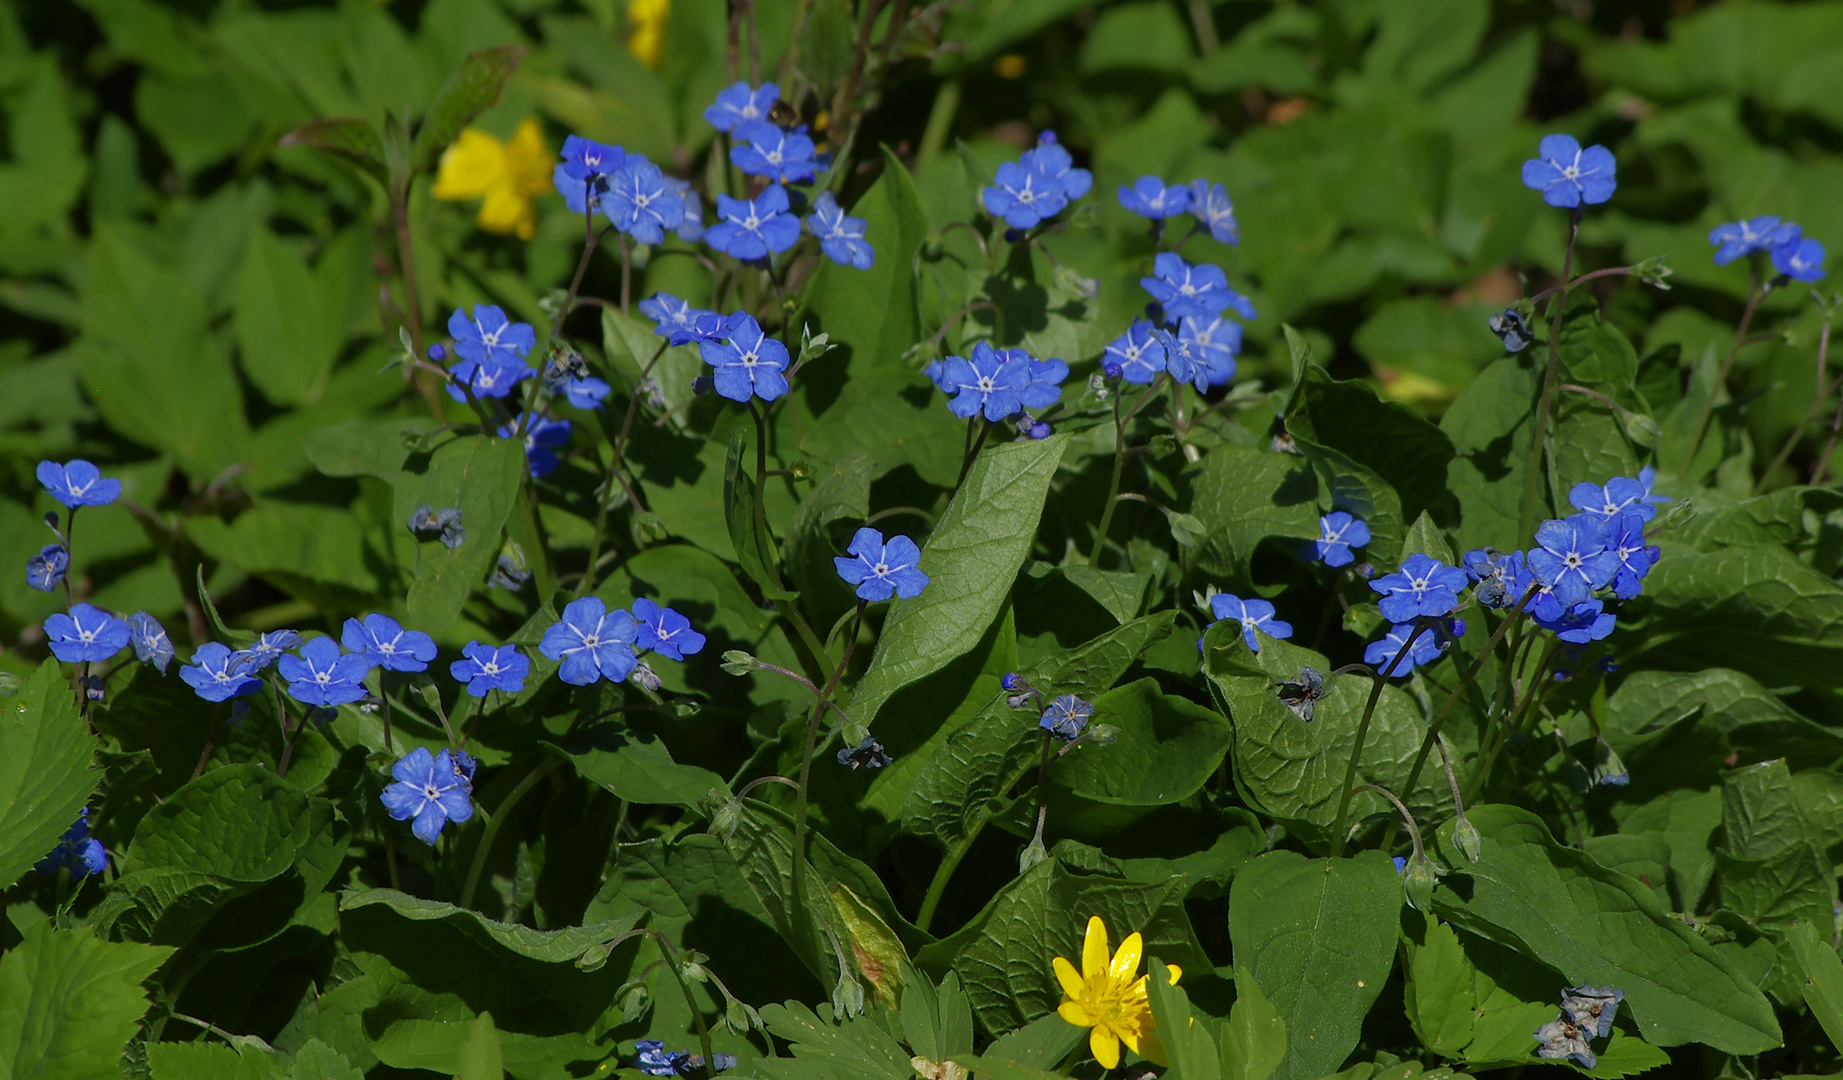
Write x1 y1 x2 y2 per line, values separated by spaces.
1052 914 1182 1070
432 118 552 240
627 0 669 69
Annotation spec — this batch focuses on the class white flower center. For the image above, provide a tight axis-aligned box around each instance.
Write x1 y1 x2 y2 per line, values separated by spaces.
424 784 440 800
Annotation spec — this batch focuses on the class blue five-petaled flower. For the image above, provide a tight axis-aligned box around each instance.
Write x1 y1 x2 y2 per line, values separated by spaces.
342 613 439 673
1103 320 1167 384
631 598 707 662
180 642 263 702
833 527 929 602
1040 694 1094 742
704 184 801 261
449 304 536 367
128 611 175 674
1366 623 1442 677
1117 175 1190 220
278 636 371 708
940 341 1028 421
704 81 780 132
806 191 874 270
540 597 642 685
38 459 122 508
1140 253 1255 321
26 544 68 592
450 642 530 697
1209 594 1292 652
380 747 475 845
640 293 726 345
604 158 687 245
1527 515 1620 608
1368 554 1469 622
701 313 791 403
1314 512 1371 569
731 120 819 184
1708 217 1798 265
44 603 131 663
1520 134 1617 208
37 809 106 878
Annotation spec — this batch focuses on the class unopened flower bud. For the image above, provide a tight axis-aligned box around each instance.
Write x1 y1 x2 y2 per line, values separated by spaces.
719 650 760 676
1404 853 1436 911
1453 815 1482 862
427 343 446 361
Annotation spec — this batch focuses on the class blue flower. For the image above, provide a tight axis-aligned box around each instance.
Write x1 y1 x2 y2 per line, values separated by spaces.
278 636 370 708
1140 253 1253 321
128 611 174 674
1117 176 1190 220
704 80 780 132
448 305 536 367
1020 134 1091 200
836 736 893 770
732 120 819 184
1315 512 1371 568
1607 514 1658 600
604 158 687 245
1561 986 1625 1041
981 160 1067 230
1520 134 1617 208
498 414 573 478
1527 515 1620 608
1708 216 1798 265
44 603 131 663
446 357 533 402
639 293 727 345
26 544 67 592
635 1039 738 1076
1772 235 1827 282
380 747 475 845
833 527 929 602
700 312 791 403
1488 307 1533 353
554 374 611 410
450 641 530 697
939 340 1027 421
704 184 802 261
1014 352 1069 410
1365 622 1442 677
1536 598 1616 645
341 613 438 673
1188 180 1239 245
1039 694 1094 742
38 459 121 508
36 809 106 878
1177 315 1240 384
1103 320 1167 384
540 596 641 685
631 598 707 661
1635 465 1671 509
1568 475 1654 523
1160 329 1216 393
1209 593 1293 652
234 629 302 673
1368 554 1469 622
180 642 262 702
559 135 625 183
806 191 874 269
1464 548 1531 610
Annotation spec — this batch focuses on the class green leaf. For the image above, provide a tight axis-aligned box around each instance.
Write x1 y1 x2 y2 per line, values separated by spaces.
981 1013 1085 1070
0 659 96 890
90 866 238 946
341 888 641 965
301 418 430 482
1715 759 1837 936
1227 851 1400 1080
852 434 1069 725
1399 510 1455 565
902 971 975 1063
1788 920 1843 1056
455 1012 504 1080
278 118 389 186
1280 327 1402 565
127 763 310 883
785 448 875 625
601 307 698 429
391 433 528 633
753 1001 914 1080
0 923 173 1080
797 0 856 92
547 729 729 810
915 858 1209 1035
147 1043 279 1080
1428 803 1780 1053
186 499 379 596
1147 957 1222 1080
290 1039 365 1080
1221 966 1286 1080
234 227 340 406
1056 678 1231 807
409 46 527 175
1634 543 1843 688
1400 910 1476 1057
1186 444 1320 582
1440 354 1543 554
806 148 930 384
724 427 797 601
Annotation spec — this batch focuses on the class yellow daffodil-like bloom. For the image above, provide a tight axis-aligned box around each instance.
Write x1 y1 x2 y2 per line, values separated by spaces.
1052 915 1181 1069
627 0 669 69
432 118 552 239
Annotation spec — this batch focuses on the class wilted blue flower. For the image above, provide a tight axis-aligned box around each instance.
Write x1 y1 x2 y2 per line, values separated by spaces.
498 414 572 478
1177 315 1240 384
127 611 174 674
604 159 687 245
1607 514 1658 600
36 809 106 878
939 340 1027 421
1708 217 1798 265
1534 1015 1597 1069
1464 548 1531 610
732 120 818 184
487 553 530 591
833 527 929 602
278 637 370 708
701 312 791 403
1276 666 1326 722
342 613 438 673
1772 235 1827 282
1488 308 1532 352
38 459 121 508
408 505 466 549
448 305 536 367
451 641 529 697
1210 594 1293 652
1368 554 1469 622
1365 623 1442 677
1520 134 1617 208
631 598 707 661
836 736 893 771
1536 598 1616 644
180 642 262 702
1040 694 1094 741
806 191 874 269
1118 176 1190 220
704 81 780 132
44 603 131 663
1140 253 1254 321
981 159 1067 230
1561 985 1624 1039
1103 320 1167 384
446 356 533 402
381 746 475 845
635 1040 739 1077
540 596 641 685
1314 512 1371 568
1160 330 1215 394
1568 475 1655 523
705 184 801 260
26 544 67 592
1187 180 1238 244
1528 515 1618 607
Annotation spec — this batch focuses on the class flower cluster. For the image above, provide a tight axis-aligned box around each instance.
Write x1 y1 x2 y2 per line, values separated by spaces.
1708 215 1827 282
540 595 707 686
924 341 1069 435
1103 250 1256 392
1117 176 1240 245
444 305 536 404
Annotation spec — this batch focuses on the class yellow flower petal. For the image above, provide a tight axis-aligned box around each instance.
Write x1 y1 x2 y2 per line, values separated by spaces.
1053 956 1085 1002
1165 963 1183 985
1081 915 1109 980
1057 1000 1093 1027
626 0 669 68
504 117 553 198
1110 931 1144 982
1090 1025 1121 1070
433 129 506 200
474 180 533 238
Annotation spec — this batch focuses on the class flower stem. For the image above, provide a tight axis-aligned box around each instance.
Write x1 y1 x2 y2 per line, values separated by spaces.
1089 387 1128 566
1758 314 1837 491
1329 619 1431 857
789 600 865 959
1517 206 1581 542
1465 637 1561 804
1681 271 1768 480
460 756 560 910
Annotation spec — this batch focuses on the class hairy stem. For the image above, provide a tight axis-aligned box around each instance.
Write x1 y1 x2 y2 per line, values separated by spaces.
1681 272 1767 480
461 757 560 910
1330 619 1431 856
1517 207 1581 542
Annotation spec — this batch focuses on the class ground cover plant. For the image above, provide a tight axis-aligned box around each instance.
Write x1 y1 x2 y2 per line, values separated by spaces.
8 0 1843 1077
